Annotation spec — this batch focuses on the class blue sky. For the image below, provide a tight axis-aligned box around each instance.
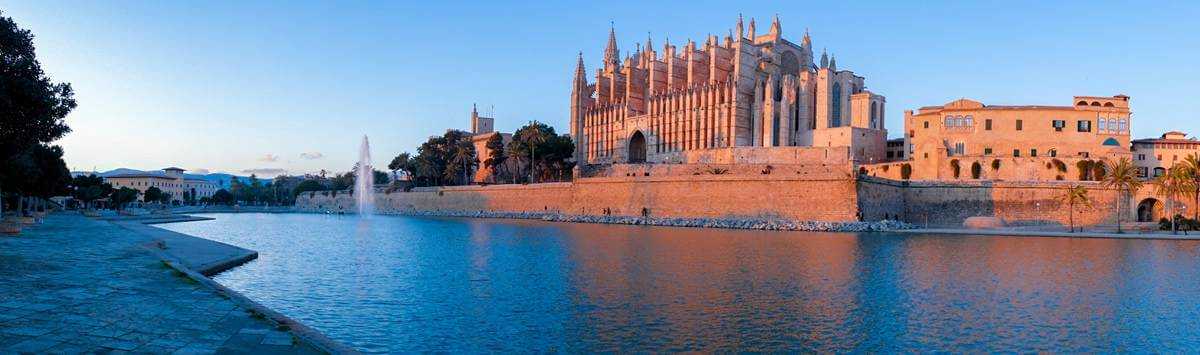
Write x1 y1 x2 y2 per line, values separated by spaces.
3 0 1197 177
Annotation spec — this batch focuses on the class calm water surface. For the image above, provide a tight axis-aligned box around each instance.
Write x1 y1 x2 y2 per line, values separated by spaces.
158 213 1200 352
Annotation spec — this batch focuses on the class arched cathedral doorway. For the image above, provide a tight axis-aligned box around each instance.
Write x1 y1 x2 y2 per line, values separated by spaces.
1137 198 1161 222
628 131 647 163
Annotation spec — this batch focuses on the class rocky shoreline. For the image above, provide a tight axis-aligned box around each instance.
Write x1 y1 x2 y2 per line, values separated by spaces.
326 209 915 232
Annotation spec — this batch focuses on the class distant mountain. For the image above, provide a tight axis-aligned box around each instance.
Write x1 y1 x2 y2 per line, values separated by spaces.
71 169 272 189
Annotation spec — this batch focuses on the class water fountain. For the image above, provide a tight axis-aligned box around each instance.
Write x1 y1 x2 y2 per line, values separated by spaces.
356 135 375 216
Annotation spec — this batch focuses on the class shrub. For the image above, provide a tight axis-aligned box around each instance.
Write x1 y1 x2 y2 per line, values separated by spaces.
882 165 890 172
991 159 1001 171
970 162 982 179
707 167 729 175
901 164 912 180
950 159 961 178
1052 159 1067 172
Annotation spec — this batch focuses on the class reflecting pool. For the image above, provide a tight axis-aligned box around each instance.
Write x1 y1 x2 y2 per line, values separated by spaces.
158 213 1200 352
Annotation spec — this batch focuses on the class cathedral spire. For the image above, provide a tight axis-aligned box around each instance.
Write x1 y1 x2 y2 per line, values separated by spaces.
829 55 837 71
819 48 829 69
803 27 812 47
604 24 620 68
747 18 756 39
769 14 781 37
574 51 587 86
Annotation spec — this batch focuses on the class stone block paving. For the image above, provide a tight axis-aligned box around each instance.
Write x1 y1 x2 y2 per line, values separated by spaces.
0 214 325 354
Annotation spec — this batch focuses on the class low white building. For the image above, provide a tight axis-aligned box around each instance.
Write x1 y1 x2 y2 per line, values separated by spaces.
105 167 219 203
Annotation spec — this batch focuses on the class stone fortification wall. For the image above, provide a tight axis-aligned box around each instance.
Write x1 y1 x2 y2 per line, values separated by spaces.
296 174 860 222
859 176 1122 227
861 156 1114 182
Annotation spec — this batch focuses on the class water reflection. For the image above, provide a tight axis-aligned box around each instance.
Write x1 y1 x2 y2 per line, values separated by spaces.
158 214 1200 353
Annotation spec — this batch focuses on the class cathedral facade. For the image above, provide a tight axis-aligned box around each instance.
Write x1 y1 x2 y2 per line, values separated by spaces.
570 16 888 167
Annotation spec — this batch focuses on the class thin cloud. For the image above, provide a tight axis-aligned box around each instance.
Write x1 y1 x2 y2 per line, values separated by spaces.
300 152 324 160
258 154 280 162
241 168 287 176
190 168 211 175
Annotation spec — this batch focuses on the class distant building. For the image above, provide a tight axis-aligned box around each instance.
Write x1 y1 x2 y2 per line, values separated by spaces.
898 95 1132 180
468 105 512 183
105 167 219 202
1132 131 1200 178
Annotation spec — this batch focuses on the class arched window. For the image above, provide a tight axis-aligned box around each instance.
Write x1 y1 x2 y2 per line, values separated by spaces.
944 115 953 127
1104 102 1115 107
831 82 842 127
870 102 878 129
1077 101 1089 106
964 115 974 126
1091 101 1101 106
1102 137 1120 146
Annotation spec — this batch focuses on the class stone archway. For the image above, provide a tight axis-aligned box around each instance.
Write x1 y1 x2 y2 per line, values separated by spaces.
1137 198 1161 222
627 131 647 163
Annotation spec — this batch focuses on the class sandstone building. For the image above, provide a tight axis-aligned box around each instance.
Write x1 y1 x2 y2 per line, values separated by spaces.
881 95 1132 181
468 104 512 183
1132 131 1200 178
569 16 887 168
105 167 219 203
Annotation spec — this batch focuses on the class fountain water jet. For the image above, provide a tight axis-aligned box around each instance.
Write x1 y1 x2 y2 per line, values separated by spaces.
356 135 375 216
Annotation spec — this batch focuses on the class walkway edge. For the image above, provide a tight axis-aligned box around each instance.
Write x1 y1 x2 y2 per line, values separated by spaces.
114 216 360 355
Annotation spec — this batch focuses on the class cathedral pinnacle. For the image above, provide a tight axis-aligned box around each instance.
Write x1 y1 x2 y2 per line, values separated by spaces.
604 24 620 68
769 14 781 37
736 14 744 39
574 51 587 84
803 27 812 47
747 18 756 39
829 55 837 71
819 48 829 69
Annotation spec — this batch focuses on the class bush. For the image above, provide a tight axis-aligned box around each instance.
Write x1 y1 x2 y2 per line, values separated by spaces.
1052 159 1067 173
950 159 961 178
901 164 912 180
970 162 982 179
991 159 1001 171
1159 215 1200 231
1077 160 1093 181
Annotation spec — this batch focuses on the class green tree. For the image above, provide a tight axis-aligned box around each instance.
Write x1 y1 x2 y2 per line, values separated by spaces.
143 186 163 203
292 179 324 197
484 134 508 183
70 174 112 210
110 187 139 210
1060 185 1091 233
1101 158 1143 233
1179 153 1200 221
447 142 476 185
0 12 77 217
373 169 390 185
1151 166 1190 234
211 189 234 206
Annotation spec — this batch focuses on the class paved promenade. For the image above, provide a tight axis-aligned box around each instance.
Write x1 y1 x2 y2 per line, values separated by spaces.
0 213 327 354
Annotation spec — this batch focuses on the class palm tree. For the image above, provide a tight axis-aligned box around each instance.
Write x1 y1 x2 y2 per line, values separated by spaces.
1101 158 1142 233
1179 153 1200 221
519 123 547 183
450 143 475 185
1151 167 1190 234
1060 185 1091 232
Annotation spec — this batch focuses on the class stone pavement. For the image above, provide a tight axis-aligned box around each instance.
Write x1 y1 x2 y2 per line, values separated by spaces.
0 213 328 354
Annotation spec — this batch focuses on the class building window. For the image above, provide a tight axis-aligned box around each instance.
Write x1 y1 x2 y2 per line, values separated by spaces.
1098 118 1107 133
984 147 993 155
1080 152 1090 158
1077 120 1091 132
1049 149 1057 157
1119 119 1128 132
964 115 974 126
1013 149 1021 157
1154 167 1166 177
1031 149 1038 157
944 115 953 127
1052 120 1065 131
924 121 929 129
1108 119 1118 132
1138 154 1145 161
1137 167 1148 178
985 119 992 130
954 142 965 155
1016 119 1023 131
